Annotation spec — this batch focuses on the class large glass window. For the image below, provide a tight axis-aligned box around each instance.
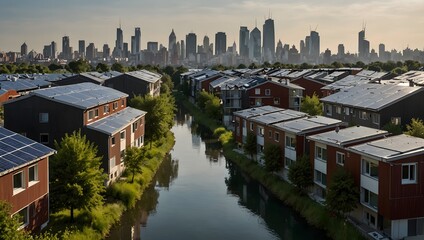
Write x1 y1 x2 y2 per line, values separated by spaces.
16 207 28 228
336 152 345 166
362 159 378 179
362 188 378 210
39 113 49 123
28 164 38 183
402 163 417 184
13 171 25 193
285 135 296 149
315 145 327 162
315 170 327 187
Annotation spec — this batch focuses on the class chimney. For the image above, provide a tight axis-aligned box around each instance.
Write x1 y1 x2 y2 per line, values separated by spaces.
408 79 414 87
285 79 290 85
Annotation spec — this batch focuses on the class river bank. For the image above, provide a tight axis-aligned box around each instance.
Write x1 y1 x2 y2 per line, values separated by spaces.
175 92 364 240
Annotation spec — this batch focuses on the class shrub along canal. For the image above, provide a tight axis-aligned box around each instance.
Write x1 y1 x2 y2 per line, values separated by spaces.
107 106 327 240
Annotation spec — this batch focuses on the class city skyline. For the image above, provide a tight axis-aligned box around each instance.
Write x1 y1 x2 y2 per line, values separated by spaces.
1 0 423 54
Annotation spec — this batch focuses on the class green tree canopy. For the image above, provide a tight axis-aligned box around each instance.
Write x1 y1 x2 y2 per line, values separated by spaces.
0 201 27 240
300 93 323 116
111 62 127 73
382 122 403 135
326 169 359 217
50 131 106 221
205 97 222 121
67 59 92 73
124 146 147 182
96 62 110 73
288 155 313 193
243 132 257 160
129 94 175 148
405 118 424 138
160 74 174 94
263 144 283 172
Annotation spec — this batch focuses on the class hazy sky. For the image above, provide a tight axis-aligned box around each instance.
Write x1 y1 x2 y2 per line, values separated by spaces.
1 0 423 54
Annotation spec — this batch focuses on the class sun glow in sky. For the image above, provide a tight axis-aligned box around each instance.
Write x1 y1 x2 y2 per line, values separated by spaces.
1 0 423 53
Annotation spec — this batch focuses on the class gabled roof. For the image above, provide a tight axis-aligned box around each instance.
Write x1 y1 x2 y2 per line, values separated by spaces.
209 76 232 88
233 105 284 118
321 75 371 91
273 116 342 134
307 126 388 147
250 109 307 125
348 134 424 162
0 127 55 176
0 78 51 92
5 82 128 110
381 71 424 86
320 84 423 111
86 107 146 135
124 70 162 83
263 79 304 90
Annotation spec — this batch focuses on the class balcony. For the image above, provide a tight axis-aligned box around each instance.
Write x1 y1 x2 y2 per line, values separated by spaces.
314 158 327 174
285 147 296 161
361 174 379 195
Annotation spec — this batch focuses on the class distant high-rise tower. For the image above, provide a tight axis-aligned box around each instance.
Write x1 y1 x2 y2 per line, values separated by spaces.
358 27 370 59
51 41 57 59
239 26 249 58
123 43 129 58
86 43 95 60
249 27 261 61
180 40 186 60
338 44 345 57
169 29 177 64
114 26 124 58
309 31 320 62
147 42 159 53
186 33 197 60
135 27 141 53
131 36 136 54
103 44 110 58
169 29 177 53
276 40 283 62
203 35 210 53
263 18 275 62
21 42 28 56
215 32 226 55
62 36 71 59
379 43 386 61
78 40 85 58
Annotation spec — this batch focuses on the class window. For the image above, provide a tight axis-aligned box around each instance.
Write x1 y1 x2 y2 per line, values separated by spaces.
94 109 99 118
362 188 378 210
120 150 125 159
28 164 38 184
325 104 332 116
285 157 295 169
113 102 118 110
258 145 264 153
285 135 296 149
336 152 345 166
88 110 94 120
265 89 271 96
372 113 380 125
391 117 401 125
133 122 138 133
257 126 264 136
315 170 327 186
402 163 417 184
344 107 350 116
40 133 49 144
13 171 25 193
274 132 280 142
255 88 260 95
110 157 116 169
111 137 116 146
16 207 28 229
268 130 272 138
120 131 126 139
104 105 110 114
359 111 368 120
121 99 125 106
362 159 378 179
249 122 253 131
273 98 280 105
39 113 49 123
336 106 342 114
315 145 327 162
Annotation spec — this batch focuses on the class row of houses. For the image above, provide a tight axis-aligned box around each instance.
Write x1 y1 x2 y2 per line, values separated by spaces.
233 105 424 239
0 70 163 233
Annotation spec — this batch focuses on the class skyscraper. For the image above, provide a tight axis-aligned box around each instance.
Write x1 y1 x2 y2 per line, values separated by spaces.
62 36 71 59
180 40 186 60
358 28 369 59
338 44 345 57
379 43 386 61
78 40 85 58
249 27 261 61
169 29 177 53
186 33 197 60
86 43 95 60
168 29 177 64
21 42 27 56
215 32 226 56
239 26 249 58
114 27 124 58
309 31 320 63
135 27 141 53
103 44 110 58
263 18 275 62
51 41 57 59
123 43 129 58
131 36 136 54
147 42 159 53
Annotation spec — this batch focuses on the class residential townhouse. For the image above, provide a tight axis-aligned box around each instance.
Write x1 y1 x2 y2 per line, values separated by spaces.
307 126 388 201
51 71 122 86
320 84 424 129
3 83 146 185
104 70 161 99
0 127 55 232
348 134 424 239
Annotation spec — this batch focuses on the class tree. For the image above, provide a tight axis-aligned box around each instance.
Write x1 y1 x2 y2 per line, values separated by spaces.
67 59 92 73
111 62 127 72
160 74 174 94
124 146 146 183
0 201 27 240
300 93 323 116
243 132 257 160
50 131 106 222
405 118 424 138
263 144 282 172
196 91 213 109
288 155 313 193
326 169 359 217
382 122 403 135
205 97 222 121
96 62 110 73
130 94 175 148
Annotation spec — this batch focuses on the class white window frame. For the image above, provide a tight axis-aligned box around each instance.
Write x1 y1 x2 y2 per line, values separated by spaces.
326 104 332 116
120 130 126 139
336 152 345 166
273 97 280 105
372 113 380 125
362 158 378 179
121 99 125 107
39 113 49 123
359 111 368 120
28 164 39 186
255 88 260 95
362 188 378 210
315 170 327 187
113 102 118 110
111 136 116 146
257 126 264 137
265 89 271 96
315 144 327 162
249 122 253 131
285 135 296 149
285 157 295 169
40 133 49 144
335 106 342 114
88 110 94 120
274 132 280 142
391 117 401 125
104 105 110 115
15 207 29 229
13 171 25 195
344 107 350 116
402 163 417 184
94 109 99 118
133 121 138 133
109 156 116 170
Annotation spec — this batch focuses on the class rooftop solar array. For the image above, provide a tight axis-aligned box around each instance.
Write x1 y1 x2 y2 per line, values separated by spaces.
0 127 54 175
321 75 371 91
125 70 162 83
0 79 51 91
349 134 424 161
273 116 341 134
31 82 128 109
381 70 424 86
209 76 233 88
320 83 423 111
233 105 285 118
86 107 146 135
250 109 307 125
307 126 388 146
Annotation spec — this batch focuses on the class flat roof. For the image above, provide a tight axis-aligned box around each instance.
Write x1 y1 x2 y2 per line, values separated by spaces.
381 71 424 86
27 82 128 109
125 70 162 83
273 116 342 134
349 134 424 161
320 84 423 111
86 107 146 135
233 105 284 118
0 127 54 175
209 76 232 88
250 109 307 125
321 75 371 91
0 78 51 91
307 126 388 147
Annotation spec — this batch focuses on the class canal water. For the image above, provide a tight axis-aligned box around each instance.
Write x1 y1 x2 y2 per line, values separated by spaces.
107 106 328 240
